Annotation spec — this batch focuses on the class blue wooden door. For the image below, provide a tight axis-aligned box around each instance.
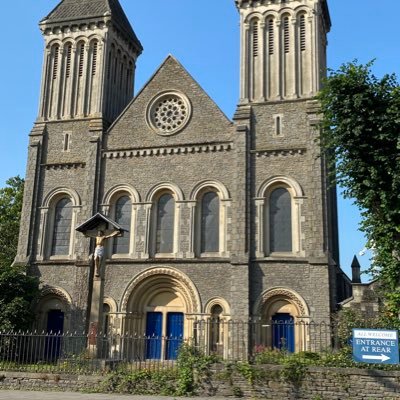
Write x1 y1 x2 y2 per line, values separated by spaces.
166 312 183 360
146 312 162 359
45 310 64 361
272 313 294 352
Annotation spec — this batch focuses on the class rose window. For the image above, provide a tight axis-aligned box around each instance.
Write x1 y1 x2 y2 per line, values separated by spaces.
147 92 191 135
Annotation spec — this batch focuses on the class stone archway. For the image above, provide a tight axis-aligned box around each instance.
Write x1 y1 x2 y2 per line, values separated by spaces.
254 288 310 352
120 267 201 360
35 286 73 333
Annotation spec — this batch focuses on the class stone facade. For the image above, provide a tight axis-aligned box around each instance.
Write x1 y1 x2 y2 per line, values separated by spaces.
15 0 350 356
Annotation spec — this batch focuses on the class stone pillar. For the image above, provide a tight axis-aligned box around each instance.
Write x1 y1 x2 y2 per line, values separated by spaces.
88 257 105 357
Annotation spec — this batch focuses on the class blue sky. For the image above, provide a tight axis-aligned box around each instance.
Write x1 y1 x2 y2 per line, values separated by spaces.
0 0 397 278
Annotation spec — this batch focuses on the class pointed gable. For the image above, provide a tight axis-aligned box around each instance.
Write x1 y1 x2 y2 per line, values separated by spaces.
106 55 234 149
41 0 141 47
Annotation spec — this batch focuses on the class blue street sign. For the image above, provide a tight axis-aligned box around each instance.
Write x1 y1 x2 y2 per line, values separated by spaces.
352 329 399 365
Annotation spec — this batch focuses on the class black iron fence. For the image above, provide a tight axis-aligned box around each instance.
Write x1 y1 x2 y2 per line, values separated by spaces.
0 320 345 374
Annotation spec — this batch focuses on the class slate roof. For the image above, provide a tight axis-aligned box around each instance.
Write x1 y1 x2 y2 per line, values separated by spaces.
41 0 141 47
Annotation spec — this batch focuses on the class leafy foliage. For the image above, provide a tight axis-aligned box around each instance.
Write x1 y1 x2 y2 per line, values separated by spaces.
0 176 40 331
333 308 384 347
176 342 219 396
100 343 219 396
254 346 400 372
100 367 177 395
318 61 400 323
0 176 24 268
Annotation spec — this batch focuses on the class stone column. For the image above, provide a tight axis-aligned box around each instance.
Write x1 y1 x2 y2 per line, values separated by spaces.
88 257 105 357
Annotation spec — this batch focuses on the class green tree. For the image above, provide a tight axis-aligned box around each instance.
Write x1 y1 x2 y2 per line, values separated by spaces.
0 176 24 268
0 177 40 331
318 62 400 325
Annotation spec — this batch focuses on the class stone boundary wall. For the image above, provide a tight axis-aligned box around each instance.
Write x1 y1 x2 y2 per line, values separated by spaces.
0 372 103 392
0 365 399 399
206 365 400 399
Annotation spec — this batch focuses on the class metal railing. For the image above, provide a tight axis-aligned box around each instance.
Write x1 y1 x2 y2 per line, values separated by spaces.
0 320 344 374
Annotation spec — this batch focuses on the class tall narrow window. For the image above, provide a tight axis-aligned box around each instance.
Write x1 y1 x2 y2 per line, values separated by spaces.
113 196 132 254
156 194 175 254
201 192 220 253
269 188 292 252
127 61 133 96
113 53 119 84
275 116 282 136
103 304 111 336
51 198 73 256
107 50 112 81
78 43 85 77
120 61 124 89
63 133 70 152
91 41 98 76
268 19 274 55
252 21 259 57
52 45 59 79
126 68 130 95
299 15 306 51
210 304 223 355
65 44 72 78
283 17 290 54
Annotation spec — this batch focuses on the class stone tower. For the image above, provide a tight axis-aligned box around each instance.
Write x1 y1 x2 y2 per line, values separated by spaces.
236 0 330 103
234 0 341 324
37 0 142 123
14 0 142 327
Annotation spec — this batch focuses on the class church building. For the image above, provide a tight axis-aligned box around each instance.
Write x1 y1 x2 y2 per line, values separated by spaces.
15 0 351 358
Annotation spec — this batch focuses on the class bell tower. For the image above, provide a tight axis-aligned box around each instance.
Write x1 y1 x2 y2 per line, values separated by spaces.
236 0 330 103
234 0 341 320
15 0 142 268
38 0 142 123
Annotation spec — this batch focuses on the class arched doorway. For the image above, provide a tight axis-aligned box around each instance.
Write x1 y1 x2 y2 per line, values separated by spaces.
35 287 72 361
121 267 201 360
35 287 72 333
255 288 309 353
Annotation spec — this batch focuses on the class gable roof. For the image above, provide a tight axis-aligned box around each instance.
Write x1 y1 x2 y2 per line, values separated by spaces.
75 212 128 233
41 0 141 47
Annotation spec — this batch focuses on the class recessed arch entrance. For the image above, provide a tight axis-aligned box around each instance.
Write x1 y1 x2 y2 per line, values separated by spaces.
254 287 310 352
120 267 201 360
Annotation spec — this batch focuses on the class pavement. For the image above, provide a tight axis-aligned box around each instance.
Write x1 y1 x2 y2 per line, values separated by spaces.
0 391 232 400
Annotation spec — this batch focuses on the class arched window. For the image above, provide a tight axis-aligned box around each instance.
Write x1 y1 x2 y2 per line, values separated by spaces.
299 14 306 51
257 177 303 257
210 304 223 355
51 198 73 256
283 16 290 54
269 188 292 252
267 18 274 55
156 193 175 254
103 303 111 335
114 51 119 84
252 21 259 57
52 45 60 80
91 40 98 76
112 195 132 255
78 42 85 77
201 192 220 253
65 44 72 79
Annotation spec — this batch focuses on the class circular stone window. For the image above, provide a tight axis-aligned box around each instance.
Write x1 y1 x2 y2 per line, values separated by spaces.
146 91 191 135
